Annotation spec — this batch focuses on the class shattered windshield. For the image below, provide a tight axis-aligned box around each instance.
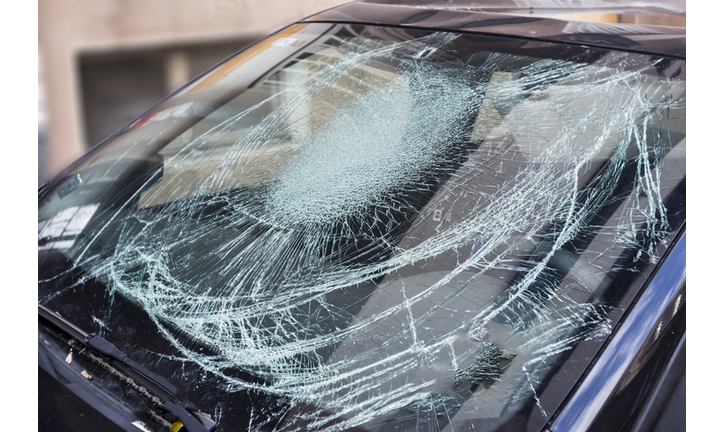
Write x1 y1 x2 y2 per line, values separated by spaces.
38 23 685 432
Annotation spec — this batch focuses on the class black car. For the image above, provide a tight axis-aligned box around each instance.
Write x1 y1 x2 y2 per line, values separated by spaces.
38 2 685 431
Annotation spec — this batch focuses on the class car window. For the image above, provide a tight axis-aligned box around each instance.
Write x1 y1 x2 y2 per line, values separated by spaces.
38 23 685 432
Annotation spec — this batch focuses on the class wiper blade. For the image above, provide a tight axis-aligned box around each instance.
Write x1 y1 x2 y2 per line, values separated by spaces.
38 304 216 432
38 304 178 396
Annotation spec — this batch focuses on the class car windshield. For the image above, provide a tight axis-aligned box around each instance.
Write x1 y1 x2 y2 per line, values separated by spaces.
38 23 685 432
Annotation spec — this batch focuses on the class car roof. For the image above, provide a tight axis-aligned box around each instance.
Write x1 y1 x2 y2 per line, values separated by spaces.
303 1 685 59
353 0 686 19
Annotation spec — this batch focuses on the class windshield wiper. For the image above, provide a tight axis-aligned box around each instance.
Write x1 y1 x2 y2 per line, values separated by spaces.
39 304 178 396
38 304 216 432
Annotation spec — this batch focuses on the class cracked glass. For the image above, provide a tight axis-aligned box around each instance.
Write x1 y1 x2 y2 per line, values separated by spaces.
38 22 686 432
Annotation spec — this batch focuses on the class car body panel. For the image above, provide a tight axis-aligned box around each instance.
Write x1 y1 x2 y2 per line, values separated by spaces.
305 2 685 58
550 230 685 431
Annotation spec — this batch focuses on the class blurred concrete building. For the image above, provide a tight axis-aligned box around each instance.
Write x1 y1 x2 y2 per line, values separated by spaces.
38 0 349 183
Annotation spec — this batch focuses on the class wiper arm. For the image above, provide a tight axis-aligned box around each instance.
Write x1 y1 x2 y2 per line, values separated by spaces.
38 303 178 396
38 304 216 432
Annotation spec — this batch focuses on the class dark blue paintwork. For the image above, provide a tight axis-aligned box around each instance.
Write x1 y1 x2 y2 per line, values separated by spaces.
550 230 686 431
305 2 685 59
